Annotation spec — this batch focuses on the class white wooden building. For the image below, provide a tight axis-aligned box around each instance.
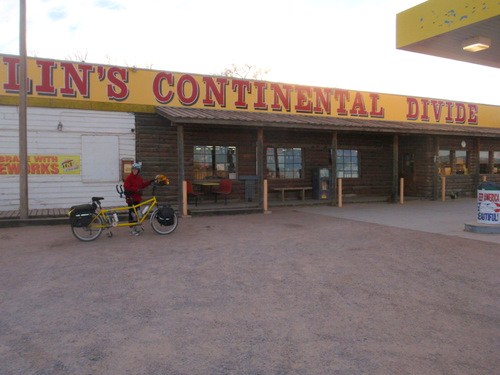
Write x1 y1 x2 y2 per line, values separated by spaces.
0 106 135 210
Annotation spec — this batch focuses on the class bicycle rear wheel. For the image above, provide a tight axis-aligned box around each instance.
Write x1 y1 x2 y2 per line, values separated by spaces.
150 209 178 235
71 213 104 241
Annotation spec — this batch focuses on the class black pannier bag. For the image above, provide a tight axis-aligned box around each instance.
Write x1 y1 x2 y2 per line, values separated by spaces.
69 204 96 227
156 205 175 226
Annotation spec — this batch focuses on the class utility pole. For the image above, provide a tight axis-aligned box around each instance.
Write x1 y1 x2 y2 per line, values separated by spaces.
19 0 29 219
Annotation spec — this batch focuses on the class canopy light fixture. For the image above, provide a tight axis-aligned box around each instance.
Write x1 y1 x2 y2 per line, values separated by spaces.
462 36 491 52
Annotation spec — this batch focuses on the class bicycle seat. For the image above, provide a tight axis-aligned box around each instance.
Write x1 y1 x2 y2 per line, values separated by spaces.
92 197 104 202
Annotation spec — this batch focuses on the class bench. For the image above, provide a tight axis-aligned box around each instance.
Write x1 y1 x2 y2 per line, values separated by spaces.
273 187 312 202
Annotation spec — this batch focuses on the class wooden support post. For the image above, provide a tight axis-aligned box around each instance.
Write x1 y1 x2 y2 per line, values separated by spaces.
338 178 343 208
392 134 399 203
441 176 446 202
257 128 264 209
330 131 338 207
263 179 271 214
433 136 440 201
176 123 185 215
399 177 404 204
182 180 188 217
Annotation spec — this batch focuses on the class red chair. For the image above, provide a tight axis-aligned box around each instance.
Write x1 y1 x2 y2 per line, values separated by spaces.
186 180 201 206
213 179 232 204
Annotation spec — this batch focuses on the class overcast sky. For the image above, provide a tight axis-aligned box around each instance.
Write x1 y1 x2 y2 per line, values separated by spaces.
1 0 499 105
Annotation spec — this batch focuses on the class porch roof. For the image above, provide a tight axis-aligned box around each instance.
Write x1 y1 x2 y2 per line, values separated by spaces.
156 106 500 138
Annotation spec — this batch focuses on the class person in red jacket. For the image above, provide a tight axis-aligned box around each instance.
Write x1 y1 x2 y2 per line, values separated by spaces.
124 162 153 234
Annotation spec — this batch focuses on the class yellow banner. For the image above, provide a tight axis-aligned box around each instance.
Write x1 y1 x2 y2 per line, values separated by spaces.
1 54 499 128
0 155 81 175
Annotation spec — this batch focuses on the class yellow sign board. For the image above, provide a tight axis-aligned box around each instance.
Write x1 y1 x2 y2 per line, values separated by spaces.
0 155 81 175
1 54 499 128
397 0 500 48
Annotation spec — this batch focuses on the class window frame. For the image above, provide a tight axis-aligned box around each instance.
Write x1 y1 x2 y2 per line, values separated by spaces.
193 145 237 180
336 149 360 179
266 147 303 179
438 149 451 176
479 150 490 174
454 150 469 175
494 151 500 174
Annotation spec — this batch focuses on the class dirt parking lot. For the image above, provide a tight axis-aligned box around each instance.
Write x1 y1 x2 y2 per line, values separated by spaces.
0 207 499 375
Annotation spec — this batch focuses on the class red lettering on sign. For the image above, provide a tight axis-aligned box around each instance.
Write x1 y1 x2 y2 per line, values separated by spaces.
334 89 349 116
406 97 419 120
60 63 94 98
468 104 478 125
455 102 466 124
271 83 293 112
253 81 268 110
349 92 368 117
232 79 251 109
405 98 478 125
107 67 129 101
3 57 20 92
313 87 332 115
295 86 313 113
369 93 384 118
420 98 430 122
202 77 228 107
153 72 174 104
35 60 57 95
445 101 454 123
177 74 199 106
431 100 444 122
2 56 32 94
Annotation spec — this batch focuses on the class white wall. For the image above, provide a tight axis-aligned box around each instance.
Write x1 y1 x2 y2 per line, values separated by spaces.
0 106 136 210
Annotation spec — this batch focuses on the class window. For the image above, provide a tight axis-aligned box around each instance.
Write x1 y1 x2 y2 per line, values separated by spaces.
266 147 302 179
336 149 359 178
494 151 500 174
479 151 490 174
438 149 451 176
455 150 468 175
193 146 237 179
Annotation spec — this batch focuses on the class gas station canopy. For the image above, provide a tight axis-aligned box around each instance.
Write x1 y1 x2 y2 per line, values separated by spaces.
397 0 500 68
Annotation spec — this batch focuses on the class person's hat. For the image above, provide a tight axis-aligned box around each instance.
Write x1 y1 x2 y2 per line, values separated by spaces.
132 162 142 170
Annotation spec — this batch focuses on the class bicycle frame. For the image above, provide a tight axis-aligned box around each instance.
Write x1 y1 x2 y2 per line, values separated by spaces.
95 196 158 229
69 176 178 241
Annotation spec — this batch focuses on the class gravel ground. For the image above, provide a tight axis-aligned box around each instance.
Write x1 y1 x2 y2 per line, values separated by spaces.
0 207 499 375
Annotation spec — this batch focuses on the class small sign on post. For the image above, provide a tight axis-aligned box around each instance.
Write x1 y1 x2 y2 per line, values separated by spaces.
477 182 500 225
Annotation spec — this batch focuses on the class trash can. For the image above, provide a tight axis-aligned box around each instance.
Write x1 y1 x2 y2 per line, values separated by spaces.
477 181 500 224
239 175 258 202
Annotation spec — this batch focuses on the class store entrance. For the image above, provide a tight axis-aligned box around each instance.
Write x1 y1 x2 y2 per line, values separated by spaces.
401 153 417 196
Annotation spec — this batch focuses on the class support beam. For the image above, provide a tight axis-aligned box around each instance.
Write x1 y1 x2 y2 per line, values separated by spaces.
176 123 185 214
391 134 399 203
19 0 28 219
256 128 264 209
433 136 440 201
330 131 338 206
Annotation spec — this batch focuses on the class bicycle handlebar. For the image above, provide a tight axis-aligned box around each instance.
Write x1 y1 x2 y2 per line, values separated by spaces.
116 184 125 198
116 181 161 199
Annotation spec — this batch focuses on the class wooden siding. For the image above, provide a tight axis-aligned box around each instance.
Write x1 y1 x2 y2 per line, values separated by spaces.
0 106 135 210
135 114 179 204
135 114 500 204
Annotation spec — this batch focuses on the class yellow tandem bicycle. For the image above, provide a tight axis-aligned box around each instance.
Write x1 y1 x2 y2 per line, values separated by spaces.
68 175 178 241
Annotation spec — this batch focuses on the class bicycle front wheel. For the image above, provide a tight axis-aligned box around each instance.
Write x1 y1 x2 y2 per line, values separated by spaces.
71 213 104 241
150 208 178 235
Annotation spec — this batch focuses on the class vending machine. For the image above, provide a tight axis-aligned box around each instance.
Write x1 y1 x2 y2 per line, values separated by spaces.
312 168 331 200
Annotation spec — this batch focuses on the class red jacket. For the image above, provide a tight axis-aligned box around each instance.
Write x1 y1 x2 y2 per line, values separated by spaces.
124 172 152 204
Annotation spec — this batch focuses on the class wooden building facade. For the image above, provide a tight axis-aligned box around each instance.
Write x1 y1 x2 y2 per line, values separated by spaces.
136 107 500 214
1 54 499 213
